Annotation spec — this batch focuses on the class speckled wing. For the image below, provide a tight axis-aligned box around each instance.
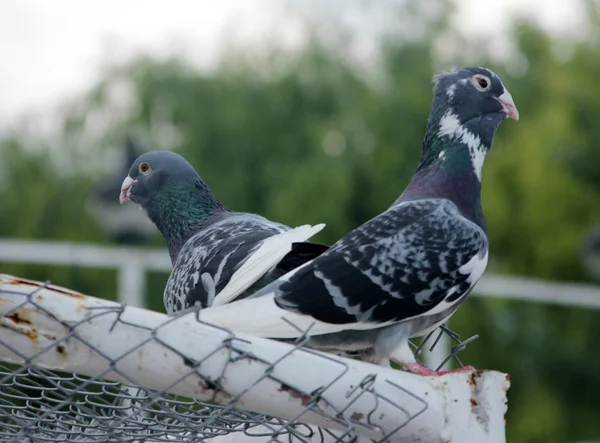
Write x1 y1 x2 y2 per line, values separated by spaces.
273 198 489 326
163 214 326 315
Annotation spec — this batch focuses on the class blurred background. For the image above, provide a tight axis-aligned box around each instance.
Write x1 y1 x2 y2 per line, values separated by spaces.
1 0 599 441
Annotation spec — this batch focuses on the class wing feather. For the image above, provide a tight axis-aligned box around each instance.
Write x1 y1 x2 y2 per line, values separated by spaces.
275 199 488 325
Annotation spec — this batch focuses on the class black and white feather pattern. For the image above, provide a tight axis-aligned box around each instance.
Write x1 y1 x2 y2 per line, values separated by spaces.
164 213 326 315
275 198 488 325
200 198 488 343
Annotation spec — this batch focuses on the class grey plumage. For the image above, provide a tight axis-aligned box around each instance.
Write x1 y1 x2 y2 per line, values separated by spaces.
163 212 326 315
199 67 519 375
119 150 327 314
274 199 488 324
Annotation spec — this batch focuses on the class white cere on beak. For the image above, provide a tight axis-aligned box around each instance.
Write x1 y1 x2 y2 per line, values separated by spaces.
498 90 519 121
119 176 135 204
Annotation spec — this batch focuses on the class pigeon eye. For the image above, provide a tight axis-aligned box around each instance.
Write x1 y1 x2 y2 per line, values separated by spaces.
139 162 151 175
472 74 491 91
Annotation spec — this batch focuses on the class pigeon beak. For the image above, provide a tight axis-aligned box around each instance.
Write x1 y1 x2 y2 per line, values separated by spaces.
119 176 135 204
497 90 519 121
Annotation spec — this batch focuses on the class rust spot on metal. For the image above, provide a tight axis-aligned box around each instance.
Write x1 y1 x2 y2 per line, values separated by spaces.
503 374 512 395
48 285 85 299
56 344 66 355
470 399 478 407
5 276 86 299
350 412 364 421
278 384 311 407
7 312 31 325
5 277 45 288
468 371 483 387
6 311 38 341
41 333 57 341
198 379 218 391
22 328 37 341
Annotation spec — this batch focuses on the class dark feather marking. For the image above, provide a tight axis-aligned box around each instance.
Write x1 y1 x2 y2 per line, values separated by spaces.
275 199 487 325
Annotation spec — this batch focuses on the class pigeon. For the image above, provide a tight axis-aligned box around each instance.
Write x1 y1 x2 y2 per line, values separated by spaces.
119 151 328 314
198 67 519 375
87 136 156 245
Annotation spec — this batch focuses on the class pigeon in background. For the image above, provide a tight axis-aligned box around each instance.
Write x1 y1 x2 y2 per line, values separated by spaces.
87 136 156 245
119 151 328 314
199 67 519 375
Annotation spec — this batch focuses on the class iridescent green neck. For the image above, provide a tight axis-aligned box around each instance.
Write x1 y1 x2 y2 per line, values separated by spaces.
147 180 228 262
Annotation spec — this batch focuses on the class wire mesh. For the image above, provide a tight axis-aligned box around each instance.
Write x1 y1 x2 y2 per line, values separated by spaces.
0 278 476 443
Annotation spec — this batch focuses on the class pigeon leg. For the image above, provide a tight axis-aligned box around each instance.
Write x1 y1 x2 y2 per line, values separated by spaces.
394 360 439 376
435 365 476 375
380 331 476 375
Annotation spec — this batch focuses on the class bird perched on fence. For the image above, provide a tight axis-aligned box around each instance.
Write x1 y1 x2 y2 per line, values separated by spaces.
199 67 519 376
119 151 328 314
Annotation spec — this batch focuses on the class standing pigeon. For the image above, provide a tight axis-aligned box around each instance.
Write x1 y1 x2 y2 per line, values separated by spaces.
198 67 519 375
119 151 328 314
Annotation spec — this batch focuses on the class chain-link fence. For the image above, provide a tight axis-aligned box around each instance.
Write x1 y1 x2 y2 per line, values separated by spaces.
0 274 509 442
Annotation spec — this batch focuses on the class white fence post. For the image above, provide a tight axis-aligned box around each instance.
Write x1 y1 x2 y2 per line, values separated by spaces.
117 250 147 308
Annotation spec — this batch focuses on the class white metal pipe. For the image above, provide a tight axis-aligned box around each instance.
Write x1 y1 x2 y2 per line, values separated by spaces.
0 274 510 443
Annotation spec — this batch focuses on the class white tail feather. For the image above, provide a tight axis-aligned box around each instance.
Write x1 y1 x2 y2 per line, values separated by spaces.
211 223 326 307
201 293 381 338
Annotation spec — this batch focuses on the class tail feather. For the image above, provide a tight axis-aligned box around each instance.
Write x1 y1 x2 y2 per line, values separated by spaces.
201 293 379 339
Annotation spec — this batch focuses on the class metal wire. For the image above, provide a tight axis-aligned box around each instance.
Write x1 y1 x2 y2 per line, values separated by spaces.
0 280 475 443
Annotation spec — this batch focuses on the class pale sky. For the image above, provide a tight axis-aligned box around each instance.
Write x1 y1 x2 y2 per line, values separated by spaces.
0 0 585 131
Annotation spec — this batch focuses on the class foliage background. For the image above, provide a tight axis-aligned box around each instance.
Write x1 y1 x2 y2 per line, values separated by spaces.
1 1 600 441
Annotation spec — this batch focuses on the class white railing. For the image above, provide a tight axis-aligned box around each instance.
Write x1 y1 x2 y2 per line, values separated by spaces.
0 239 171 308
1 238 599 369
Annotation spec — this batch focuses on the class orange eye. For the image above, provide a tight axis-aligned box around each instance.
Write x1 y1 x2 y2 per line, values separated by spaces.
139 162 151 174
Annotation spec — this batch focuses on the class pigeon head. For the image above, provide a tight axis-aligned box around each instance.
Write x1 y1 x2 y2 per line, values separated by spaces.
119 150 227 257
417 66 519 182
119 150 201 207
433 67 519 125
